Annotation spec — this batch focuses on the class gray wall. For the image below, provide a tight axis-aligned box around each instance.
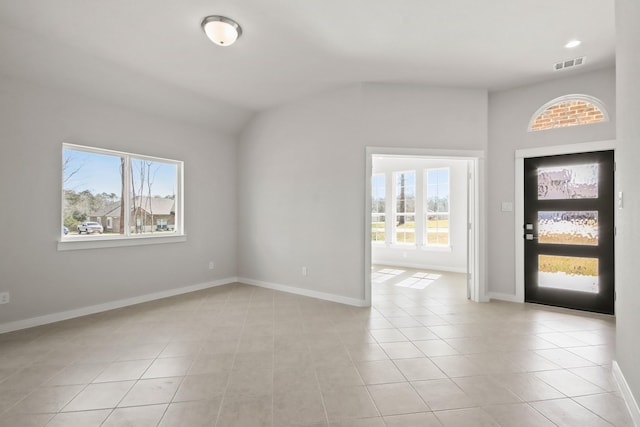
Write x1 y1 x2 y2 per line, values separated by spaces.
237 83 487 302
0 74 238 325
615 0 640 407
487 68 616 296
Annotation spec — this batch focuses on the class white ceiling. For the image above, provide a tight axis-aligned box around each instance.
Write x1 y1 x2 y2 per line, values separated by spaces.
0 0 615 133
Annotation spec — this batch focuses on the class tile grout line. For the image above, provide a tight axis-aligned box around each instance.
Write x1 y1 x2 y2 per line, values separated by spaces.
212 289 239 427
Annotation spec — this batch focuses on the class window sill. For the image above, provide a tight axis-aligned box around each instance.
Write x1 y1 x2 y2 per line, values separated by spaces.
421 245 452 252
389 243 418 250
58 234 187 251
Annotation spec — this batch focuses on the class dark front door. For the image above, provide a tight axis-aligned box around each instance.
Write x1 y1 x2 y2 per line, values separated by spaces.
524 150 615 315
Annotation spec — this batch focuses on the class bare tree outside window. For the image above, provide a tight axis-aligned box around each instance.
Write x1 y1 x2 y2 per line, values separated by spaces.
395 171 416 243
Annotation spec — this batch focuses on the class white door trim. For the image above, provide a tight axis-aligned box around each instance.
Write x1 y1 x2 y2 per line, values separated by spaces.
514 139 616 304
365 146 485 306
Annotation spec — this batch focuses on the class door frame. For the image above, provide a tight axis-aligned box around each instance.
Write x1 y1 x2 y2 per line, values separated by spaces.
514 140 616 303
365 146 485 306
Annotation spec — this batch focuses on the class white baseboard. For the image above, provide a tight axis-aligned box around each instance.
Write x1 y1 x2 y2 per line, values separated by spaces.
612 360 640 426
238 277 368 307
487 291 524 303
372 262 466 274
0 277 238 334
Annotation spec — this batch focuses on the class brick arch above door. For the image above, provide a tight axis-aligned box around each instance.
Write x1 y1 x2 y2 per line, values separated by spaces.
528 94 609 132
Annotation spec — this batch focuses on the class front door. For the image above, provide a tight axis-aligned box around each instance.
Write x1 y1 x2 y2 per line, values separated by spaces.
524 150 614 315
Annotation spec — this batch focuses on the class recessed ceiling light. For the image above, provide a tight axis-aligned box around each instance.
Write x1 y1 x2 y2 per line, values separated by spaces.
565 40 582 48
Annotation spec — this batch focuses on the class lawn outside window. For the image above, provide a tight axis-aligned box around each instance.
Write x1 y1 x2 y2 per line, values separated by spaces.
59 143 185 251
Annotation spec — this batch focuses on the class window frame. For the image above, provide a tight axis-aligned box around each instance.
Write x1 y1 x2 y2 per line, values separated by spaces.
424 167 450 248
58 143 185 251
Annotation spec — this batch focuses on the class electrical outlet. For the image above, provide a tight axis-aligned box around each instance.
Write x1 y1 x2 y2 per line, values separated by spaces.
0 292 9 304
302 266 308 276
208 261 215 270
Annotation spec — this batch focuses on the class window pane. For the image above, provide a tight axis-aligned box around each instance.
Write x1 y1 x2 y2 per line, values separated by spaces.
538 255 598 293
396 213 415 243
372 175 385 199
426 169 449 214
538 211 598 245
395 172 416 214
130 159 177 234
372 174 386 242
426 231 449 245
396 229 415 243
438 183 449 200
427 195 448 213
440 197 449 212
427 214 449 230
63 148 123 236
537 164 598 200
426 213 449 245
371 174 386 215
372 214 386 242
62 144 183 243
394 171 416 244
425 168 450 245
404 173 416 198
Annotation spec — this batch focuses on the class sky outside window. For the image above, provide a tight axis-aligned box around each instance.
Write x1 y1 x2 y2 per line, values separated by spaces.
64 148 176 197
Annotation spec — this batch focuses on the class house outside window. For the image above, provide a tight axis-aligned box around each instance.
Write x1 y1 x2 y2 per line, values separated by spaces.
156 218 172 231
425 168 450 246
62 143 183 244
394 171 416 244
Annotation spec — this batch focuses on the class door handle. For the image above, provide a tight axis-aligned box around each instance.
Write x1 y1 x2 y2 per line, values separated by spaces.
523 223 537 240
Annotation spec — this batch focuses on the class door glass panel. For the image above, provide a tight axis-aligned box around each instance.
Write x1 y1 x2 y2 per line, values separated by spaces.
538 255 598 293
537 164 598 200
538 211 598 245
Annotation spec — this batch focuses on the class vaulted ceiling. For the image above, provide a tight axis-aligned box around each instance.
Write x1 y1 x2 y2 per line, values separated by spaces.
0 0 615 134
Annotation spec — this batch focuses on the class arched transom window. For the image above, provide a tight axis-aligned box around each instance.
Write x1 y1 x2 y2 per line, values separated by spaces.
528 95 609 132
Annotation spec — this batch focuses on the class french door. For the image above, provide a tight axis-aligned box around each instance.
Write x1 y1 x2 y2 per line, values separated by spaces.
523 150 614 315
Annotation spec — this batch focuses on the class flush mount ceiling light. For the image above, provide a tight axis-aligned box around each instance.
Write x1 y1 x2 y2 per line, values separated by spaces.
201 15 242 46
565 40 582 48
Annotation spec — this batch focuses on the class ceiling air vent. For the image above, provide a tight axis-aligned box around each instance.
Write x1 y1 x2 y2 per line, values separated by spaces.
554 56 586 71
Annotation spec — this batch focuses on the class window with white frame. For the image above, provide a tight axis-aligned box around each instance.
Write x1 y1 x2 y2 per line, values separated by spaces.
425 168 450 245
62 143 183 241
394 171 416 244
371 174 386 243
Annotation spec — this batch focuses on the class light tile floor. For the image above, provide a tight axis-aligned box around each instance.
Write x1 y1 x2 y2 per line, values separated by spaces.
0 265 633 426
